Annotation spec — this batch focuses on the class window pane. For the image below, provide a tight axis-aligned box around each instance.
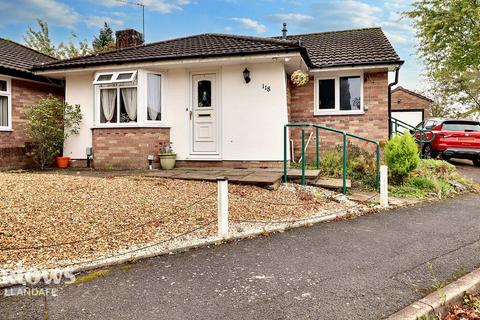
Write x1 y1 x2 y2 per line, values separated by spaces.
0 96 8 126
0 80 7 92
340 76 361 111
100 89 117 123
147 74 161 121
120 88 137 123
117 72 134 81
318 79 335 110
96 74 113 82
198 80 211 107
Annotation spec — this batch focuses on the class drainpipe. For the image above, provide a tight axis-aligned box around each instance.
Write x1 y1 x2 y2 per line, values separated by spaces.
388 67 400 139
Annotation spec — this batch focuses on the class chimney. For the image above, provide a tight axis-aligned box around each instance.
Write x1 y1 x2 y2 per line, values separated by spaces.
115 29 144 49
282 23 288 39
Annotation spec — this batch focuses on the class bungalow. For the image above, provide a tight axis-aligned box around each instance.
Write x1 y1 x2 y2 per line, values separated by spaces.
0 39 63 169
32 27 403 169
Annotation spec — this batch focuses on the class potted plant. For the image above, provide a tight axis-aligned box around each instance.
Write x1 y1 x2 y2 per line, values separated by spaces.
25 95 82 169
159 143 176 170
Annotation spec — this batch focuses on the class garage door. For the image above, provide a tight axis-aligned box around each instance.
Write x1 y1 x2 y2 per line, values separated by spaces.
392 110 423 133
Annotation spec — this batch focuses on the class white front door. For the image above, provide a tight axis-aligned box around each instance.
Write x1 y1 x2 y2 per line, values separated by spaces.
191 74 218 155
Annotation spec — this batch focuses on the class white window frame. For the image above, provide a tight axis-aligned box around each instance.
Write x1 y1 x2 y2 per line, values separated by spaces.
0 77 12 131
314 73 364 116
144 71 164 123
97 85 138 126
93 70 137 85
93 69 168 128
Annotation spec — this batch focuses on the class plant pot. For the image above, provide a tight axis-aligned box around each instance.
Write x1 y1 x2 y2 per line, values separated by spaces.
55 156 70 169
159 153 176 170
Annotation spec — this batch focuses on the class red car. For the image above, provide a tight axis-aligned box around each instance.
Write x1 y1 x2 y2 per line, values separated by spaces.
414 118 480 166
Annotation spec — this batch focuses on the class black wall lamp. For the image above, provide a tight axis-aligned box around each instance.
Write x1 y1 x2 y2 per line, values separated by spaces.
243 68 251 83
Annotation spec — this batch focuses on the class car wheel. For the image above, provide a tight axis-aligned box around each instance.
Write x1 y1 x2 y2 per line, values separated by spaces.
473 158 480 167
422 144 433 159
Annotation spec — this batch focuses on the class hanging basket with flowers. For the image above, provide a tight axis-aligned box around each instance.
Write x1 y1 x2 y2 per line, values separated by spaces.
291 70 310 87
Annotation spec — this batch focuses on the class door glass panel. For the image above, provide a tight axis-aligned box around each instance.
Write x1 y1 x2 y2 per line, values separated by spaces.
197 80 212 108
0 80 7 92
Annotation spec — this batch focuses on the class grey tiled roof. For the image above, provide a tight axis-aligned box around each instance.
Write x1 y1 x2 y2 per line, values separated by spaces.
0 38 56 73
32 27 402 71
281 27 402 68
33 33 304 71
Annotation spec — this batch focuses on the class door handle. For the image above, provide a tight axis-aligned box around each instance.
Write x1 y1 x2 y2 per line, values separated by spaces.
189 110 192 120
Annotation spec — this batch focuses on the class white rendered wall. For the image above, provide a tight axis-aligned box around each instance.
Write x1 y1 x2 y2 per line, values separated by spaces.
62 61 289 162
64 73 94 159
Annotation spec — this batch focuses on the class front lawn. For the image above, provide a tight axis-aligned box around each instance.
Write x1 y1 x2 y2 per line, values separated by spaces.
0 172 351 269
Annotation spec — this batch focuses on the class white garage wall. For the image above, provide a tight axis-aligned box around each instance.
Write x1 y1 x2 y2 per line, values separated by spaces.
392 111 423 133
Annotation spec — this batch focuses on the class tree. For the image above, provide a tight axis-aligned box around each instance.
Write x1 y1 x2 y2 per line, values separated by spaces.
25 96 82 169
23 20 92 59
92 22 115 53
405 0 480 115
24 19 56 57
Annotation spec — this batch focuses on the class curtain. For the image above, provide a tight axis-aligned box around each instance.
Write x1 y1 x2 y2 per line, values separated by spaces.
121 88 137 121
101 89 117 122
0 96 7 127
147 74 161 120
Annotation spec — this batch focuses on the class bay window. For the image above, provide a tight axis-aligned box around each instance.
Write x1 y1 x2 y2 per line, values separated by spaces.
94 70 163 126
314 73 363 115
0 78 11 130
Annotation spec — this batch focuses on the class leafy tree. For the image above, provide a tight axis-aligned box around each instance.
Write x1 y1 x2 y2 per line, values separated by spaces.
24 19 56 57
23 20 92 59
405 0 480 115
25 96 82 169
92 22 115 53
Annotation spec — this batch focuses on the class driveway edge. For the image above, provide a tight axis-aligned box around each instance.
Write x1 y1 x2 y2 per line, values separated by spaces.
385 267 480 320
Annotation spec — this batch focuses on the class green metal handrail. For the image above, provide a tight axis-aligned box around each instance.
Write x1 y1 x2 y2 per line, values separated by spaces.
390 117 435 159
283 123 381 195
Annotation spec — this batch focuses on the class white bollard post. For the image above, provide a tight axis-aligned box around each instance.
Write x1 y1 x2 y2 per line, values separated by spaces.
380 165 388 207
217 177 229 238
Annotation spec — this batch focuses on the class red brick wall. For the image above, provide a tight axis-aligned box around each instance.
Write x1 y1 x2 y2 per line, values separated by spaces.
92 127 170 169
288 71 388 162
392 88 431 117
0 78 63 169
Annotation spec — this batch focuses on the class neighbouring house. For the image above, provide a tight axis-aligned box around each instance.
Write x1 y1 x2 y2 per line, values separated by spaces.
32 27 403 169
391 86 432 131
0 38 64 169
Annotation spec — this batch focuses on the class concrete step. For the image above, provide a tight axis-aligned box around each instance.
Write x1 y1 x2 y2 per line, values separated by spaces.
313 177 351 189
285 169 321 180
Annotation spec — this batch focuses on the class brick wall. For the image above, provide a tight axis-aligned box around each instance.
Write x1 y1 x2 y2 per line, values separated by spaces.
392 87 431 117
92 127 170 169
288 71 388 162
0 78 63 169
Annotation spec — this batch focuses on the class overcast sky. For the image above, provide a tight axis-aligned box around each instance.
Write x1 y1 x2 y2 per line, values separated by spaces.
0 0 425 89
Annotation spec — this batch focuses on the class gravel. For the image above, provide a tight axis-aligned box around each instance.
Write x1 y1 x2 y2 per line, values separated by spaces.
0 172 354 269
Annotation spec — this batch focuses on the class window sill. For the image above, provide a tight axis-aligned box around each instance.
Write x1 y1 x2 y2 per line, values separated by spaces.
92 123 171 129
0 128 13 132
314 111 365 116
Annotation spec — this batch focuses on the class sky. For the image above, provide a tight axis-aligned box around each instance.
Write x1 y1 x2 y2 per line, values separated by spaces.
0 0 425 90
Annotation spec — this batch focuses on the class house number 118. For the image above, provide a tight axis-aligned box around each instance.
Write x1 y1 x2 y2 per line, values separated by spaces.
262 84 271 92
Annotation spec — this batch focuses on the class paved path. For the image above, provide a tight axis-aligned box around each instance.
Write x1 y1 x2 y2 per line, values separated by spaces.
1 165 479 320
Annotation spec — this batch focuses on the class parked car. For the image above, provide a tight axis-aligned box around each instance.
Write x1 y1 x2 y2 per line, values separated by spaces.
412 118 480 166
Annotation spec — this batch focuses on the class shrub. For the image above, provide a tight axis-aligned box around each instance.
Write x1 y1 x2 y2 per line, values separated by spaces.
318 143 377 188
25 95 82 169
385 133 420 183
